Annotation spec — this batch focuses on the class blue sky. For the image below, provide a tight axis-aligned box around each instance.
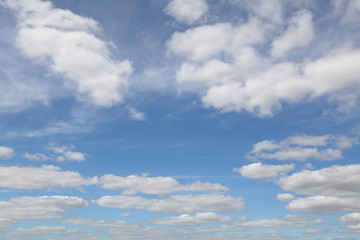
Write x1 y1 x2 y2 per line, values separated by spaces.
0 0 360 239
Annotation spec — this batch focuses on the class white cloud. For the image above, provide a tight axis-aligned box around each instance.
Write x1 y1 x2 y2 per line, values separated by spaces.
47 143 87 162
62 218 186 240
285 195 360 214
152 212 231 226
164 0 208 25
277 193 295 202
248 134 343 161
332 0 360 24
0 146 15 159
126 107 145 121
0 218 14 229
233 163 294 179
235 214 323 228
8 226 99 240
339 213 360 224
0 165 97 189
271 10 315 58
24 152 51 161
93 194 245 213
245 0 283 24
2 0 133 107
304 228 329 236
0 196 87 220
278 164 360 197
99 173 228 195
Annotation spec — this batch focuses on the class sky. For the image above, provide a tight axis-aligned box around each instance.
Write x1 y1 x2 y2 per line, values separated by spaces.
0 0 360 239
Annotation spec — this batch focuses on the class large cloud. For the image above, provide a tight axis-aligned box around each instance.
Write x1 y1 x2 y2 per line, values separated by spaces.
0 165 97 189
285 195 360 214
278 164 360 197
0 196 87 220
93 194 245 213
2 0 132 107
99 173 228 195
167 1 360 117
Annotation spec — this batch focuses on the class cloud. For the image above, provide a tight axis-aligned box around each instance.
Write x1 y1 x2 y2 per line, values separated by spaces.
93 194 245 213
152 212 231 226
2 0 133 107
8 226 98 240
24 152 51 161
62 218 187 240
167 1 360 118
0 165 97 189
46 143 87 162
167 19 266 62
285 195 360 214
235 214 323 228
278 164 360 197
99 173 228 195
332 0 360 24
248 134 344 161
233 163 294 179
0 218 14 229
277 193 295 202
270 10 315 58
339 213 360 224
304 228 329 237
0 146 15 159
247 134 352 161
0 195 87 220
164 0 208 25
126 107 145 121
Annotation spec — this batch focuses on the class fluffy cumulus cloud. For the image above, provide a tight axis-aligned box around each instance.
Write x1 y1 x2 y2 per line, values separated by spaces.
1 0 132 107
126 107 146 121
0 146 15 159
278 164 360 197
99 173 228 195
0 165 97 189
247 134 346 161
164 0 208 25
167 0 360 117
285 195 360 214
275 164 360 214
234 163 294 179
93 194 245 213
152 212 231 226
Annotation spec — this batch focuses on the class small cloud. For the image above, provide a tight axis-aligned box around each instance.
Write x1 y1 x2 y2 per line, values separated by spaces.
126 106 145 121
24 152 51 161
0 146 15 159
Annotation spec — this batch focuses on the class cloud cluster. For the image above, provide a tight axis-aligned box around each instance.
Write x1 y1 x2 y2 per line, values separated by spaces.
277 164 360 214
2 0 133 107
167 1 360 117
24 143 88 162
247 134 351 161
